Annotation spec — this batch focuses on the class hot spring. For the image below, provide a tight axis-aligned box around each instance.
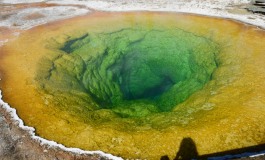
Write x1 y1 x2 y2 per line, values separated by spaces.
0 12 265 159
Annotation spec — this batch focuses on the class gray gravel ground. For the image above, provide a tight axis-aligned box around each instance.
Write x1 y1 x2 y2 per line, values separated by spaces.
0 106 112 160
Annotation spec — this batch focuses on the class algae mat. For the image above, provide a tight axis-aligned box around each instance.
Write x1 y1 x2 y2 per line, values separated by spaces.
0 12 265 159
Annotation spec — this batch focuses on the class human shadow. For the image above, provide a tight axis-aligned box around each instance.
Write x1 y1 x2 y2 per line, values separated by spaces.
161 137 198 160
174 137 198 160
161 137 265 160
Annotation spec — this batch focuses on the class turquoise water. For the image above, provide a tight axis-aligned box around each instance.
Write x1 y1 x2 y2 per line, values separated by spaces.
37 27 219 118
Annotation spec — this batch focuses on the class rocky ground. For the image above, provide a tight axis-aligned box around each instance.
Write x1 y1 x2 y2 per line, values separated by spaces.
1 0 265 159
247 0 265 14
0 106 116 160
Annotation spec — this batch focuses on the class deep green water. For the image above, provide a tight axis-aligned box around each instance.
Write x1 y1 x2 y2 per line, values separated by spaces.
37 28 219 118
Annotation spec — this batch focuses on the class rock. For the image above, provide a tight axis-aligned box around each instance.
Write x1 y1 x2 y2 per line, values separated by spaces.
246 0 265 14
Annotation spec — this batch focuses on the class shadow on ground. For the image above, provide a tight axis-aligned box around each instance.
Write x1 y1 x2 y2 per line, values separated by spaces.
160 137 265 160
